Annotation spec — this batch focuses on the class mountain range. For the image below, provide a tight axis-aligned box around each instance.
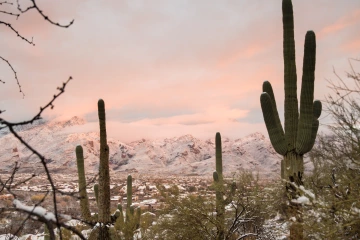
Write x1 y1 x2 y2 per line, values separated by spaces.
0 116 285 178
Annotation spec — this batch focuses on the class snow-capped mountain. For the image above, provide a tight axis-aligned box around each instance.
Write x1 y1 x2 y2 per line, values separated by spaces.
0 116 282 178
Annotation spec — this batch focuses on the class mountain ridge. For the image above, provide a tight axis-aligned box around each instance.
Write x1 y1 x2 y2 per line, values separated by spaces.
0 116 282 178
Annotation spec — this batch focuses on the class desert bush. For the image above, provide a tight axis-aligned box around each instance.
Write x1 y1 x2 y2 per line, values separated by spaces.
143 171 274 240
302 59 360 239
30 193 47 203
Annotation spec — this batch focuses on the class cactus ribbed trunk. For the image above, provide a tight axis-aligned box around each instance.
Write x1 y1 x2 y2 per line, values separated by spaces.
214 132 225 240
283 0 298 150
281 152 304 182
215 132 223 177
127 175 132 209
97 99 110 240
76 145 91 222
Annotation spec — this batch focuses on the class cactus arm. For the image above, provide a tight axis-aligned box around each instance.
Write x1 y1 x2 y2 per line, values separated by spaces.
299 100 322 154
261 93 287 155
307 119 319 152
215 132 223 178
263 80 284 134
313 100 322 119
283 0 298 149
94 183 99 205
135 207 141 229
224 181 236 205
213 171 219 183
296 31 317 154
118 204 124 226
44 224 50 240
75 145 91 221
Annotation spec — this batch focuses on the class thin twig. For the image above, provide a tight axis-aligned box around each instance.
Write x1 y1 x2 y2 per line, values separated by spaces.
0 10 20 18
0 1 12 6
17 0 74 28
0 21 35 45
0 55 24 98
0 76 72 129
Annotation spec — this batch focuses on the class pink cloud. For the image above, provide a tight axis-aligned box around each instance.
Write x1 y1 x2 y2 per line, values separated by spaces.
216 42 270 69
131 105 248 126
341 38 360 52
318 9 360 38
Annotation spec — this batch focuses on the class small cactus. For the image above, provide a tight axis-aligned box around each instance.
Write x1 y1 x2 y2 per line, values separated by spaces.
44 224 50 240
127 175 132 209
94 183 99 205
75 145 91 222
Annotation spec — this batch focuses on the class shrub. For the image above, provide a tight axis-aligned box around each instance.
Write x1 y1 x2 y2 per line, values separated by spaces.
30 194 47 203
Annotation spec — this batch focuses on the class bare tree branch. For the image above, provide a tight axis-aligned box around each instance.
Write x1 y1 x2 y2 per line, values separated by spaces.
0 21 35 45
0 1 13 6
0 56 24 98
0 10 19 18
0 76 72 129
17 0 74 28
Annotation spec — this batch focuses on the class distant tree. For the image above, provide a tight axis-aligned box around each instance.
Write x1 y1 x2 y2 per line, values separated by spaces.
305 58 360 239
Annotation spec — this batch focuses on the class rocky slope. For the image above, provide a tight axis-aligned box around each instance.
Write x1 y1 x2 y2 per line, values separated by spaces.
0 116 282 178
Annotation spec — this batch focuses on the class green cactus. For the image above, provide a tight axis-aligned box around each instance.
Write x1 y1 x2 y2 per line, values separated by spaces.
127 175 132 209
75 145 91 222
135 207 141 229
260 0 321 183
44 224 50 240
97 100 111 236
213 132 236 240
215 132 223 178
94 183 99 205
75 100 141 239
78 99 111 239
125 175 140 239
114 204 124 227
260 1 321 239
213 132 224 239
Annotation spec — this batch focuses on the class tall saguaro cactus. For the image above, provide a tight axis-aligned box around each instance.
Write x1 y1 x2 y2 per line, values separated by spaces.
75 99 140 239
97 99 111 239
260 0 321 183
75 145 91 222
213 132 235 240
260 1 321 239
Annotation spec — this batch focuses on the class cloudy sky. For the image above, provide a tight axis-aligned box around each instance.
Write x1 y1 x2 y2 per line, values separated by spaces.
0 0 359 142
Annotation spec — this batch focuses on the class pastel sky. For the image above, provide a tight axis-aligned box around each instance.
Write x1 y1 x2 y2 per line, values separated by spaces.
0 0 359 142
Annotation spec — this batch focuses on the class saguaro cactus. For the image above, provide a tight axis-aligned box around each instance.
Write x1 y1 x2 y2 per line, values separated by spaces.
213 132 235 240
127 175 132 209
44 224 50 240
260 0 321 183
260 1 321 239
213 132 225 240
75 145 91 222
75 99 141 239
97 99 111 239
94 183 99 204
113 174 141 239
